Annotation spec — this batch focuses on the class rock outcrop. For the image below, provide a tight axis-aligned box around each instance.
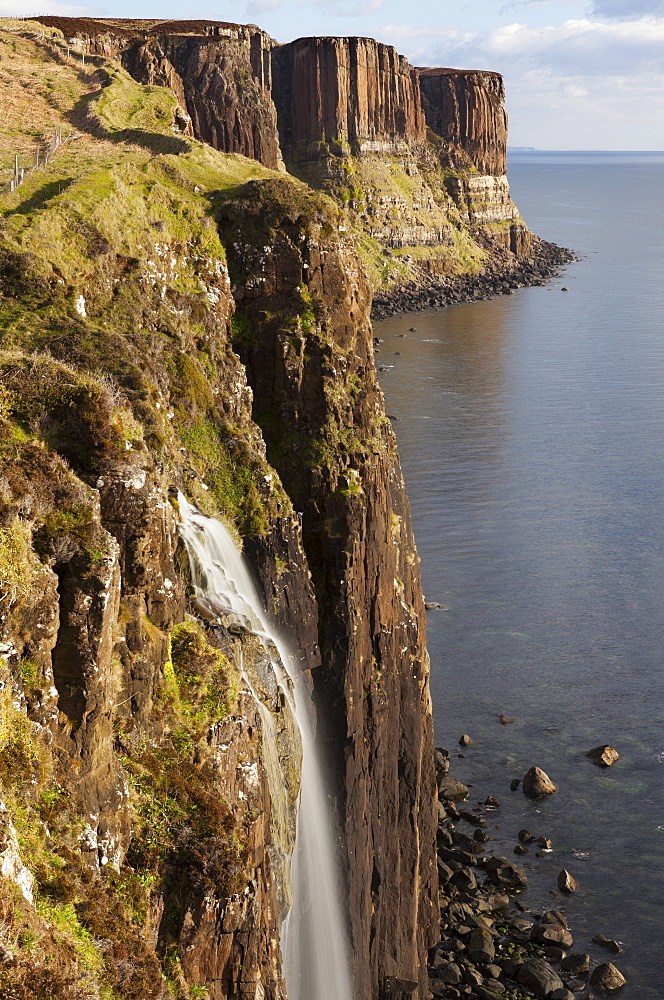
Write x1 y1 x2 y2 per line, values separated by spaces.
418 68 508 175
218 177 438 996
273 35 425 160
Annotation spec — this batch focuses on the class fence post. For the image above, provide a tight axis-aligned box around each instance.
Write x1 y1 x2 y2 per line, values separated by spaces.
14 153 18 187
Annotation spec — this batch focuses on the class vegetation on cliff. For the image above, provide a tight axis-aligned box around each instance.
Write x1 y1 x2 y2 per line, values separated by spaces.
0 17 437 1000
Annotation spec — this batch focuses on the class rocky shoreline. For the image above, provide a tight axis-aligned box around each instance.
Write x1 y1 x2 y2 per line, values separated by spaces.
428 747 627 1000
371 238 578 321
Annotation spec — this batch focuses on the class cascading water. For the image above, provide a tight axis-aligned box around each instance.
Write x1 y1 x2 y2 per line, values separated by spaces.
178 495 354 1000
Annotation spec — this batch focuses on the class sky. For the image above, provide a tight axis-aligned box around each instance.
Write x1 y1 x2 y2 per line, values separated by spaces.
6 0 664 148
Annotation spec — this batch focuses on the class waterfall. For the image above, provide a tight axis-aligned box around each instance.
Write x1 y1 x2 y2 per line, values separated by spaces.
178 495 354 1000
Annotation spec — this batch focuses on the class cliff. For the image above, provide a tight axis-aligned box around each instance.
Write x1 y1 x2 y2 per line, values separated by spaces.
34 16 530 283
0 22 436 1000
418 68 508 175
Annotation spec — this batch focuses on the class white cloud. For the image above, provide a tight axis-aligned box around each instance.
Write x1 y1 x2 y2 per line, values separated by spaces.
383 15 664 147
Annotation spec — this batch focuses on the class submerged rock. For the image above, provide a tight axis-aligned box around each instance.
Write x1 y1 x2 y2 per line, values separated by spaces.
593 934 623 954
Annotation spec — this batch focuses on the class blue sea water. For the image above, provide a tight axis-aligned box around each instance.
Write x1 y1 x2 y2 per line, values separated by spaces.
376 151 664 997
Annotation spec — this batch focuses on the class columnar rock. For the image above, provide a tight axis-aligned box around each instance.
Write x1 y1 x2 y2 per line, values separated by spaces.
418 68 508 174
221 180 438 998
273 35 426 161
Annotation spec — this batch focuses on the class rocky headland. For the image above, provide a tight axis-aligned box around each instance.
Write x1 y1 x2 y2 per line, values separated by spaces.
0 15 578 1000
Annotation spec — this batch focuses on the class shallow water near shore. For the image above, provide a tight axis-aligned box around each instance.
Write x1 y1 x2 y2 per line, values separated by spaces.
376 151 664 996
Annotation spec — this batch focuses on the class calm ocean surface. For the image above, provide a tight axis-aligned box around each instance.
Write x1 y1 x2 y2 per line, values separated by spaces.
376 151 664 996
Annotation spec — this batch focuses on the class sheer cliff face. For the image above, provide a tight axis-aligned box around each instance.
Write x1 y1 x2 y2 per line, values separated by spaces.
418 68 508 175
273 36 425 159
218 179 437 998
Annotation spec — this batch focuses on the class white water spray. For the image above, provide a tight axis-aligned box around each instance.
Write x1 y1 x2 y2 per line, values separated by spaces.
178 495 354 1000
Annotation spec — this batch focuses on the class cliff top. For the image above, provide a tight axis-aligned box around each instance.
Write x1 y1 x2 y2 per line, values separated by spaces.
417 66 503 79
28 16 498 80
23 16 263 38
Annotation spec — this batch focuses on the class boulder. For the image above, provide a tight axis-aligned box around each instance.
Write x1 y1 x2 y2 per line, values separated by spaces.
561 953 590 974
531 923 574 949
518 829 534 843
593 934 623 954
438 775 470 802
427 977 447 998
557 869 578 893
449 867 478 892
586 745 620 767
589 962 627 991
476 985 506 999
459 734 473 746
484 856 528 890
516 956 564 997
522 767 556 796
537 836 554 850
434 747 451 775
541 910 568 928
549 990 575 1000
434 961 462 985
460 809 484 826
468 927 496 965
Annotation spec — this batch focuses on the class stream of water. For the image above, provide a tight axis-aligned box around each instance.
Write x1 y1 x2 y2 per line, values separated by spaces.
178 495 353 1000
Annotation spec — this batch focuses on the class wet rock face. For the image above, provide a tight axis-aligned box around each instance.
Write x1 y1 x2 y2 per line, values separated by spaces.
273 36 425 163
418 68 508 175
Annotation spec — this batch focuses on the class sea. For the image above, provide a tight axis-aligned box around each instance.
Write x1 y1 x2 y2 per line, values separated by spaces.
375 151 664 997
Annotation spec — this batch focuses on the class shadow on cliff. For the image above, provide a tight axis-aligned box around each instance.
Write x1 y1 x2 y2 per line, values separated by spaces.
3 178 76 218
